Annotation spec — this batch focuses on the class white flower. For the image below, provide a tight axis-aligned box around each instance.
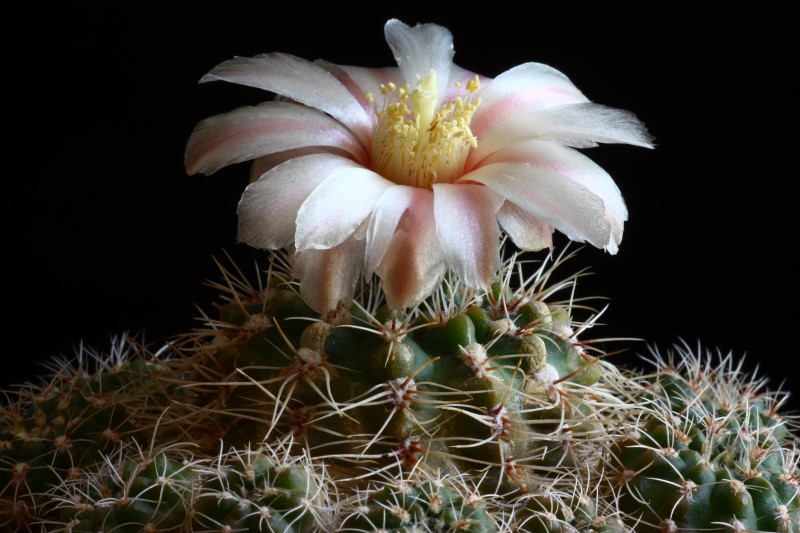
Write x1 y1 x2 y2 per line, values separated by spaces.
185 19 652 312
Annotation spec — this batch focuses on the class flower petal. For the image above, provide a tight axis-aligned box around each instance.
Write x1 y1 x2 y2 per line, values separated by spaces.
295 168 392 251
201 53 372 144
462 161 612 250
364 185 421 276
480 140 627 251
315 61 402 115
364 186 447 308
294 234 365 313
237 154 359 250
496 201 554 251
249 146 353 182
433 183 503 289
376 192 446 309
469 62 589 151
470 102 654 163
185 101 367 175
384 19 454 97
522 103 654 148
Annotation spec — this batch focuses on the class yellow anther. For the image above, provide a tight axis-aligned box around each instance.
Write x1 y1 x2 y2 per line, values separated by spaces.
467 75 480 94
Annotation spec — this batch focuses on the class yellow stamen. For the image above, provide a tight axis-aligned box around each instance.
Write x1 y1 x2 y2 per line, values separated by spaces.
370 72 481 188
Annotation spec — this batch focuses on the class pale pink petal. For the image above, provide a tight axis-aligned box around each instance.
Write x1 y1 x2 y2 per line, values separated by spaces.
364 185 422 275
525 103 653 148
237 154 359 249
480 140 626 251
470 102 654 163
294 234 365 313
201 53 372 144
185 101 367 175
295 168 392 251
433 183 504 289
249 146 353 182
496 202 554 251
377 193 447 309
314 61 401 115
384 19 454 99
469 62 589 152
461 162 612 250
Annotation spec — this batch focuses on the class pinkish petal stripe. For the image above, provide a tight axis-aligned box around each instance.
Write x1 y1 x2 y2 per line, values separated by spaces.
202 53 372 144
185 101 367 176
433 183 503 289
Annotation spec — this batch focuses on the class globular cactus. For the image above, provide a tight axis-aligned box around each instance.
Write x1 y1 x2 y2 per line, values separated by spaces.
0 250 637 532
2 254 798 532
48 439 330 533
0 339 180 530
509 485 630 533
605 343 800 532
51 444 199 533
160 249 627 496
191 443 332 532
339 466 498 532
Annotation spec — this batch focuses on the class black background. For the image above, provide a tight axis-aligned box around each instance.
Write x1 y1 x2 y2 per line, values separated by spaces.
8 10 798 410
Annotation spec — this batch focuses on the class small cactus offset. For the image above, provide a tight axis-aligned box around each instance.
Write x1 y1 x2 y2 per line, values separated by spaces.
0 340 181 530
605 344 800 532
4 17 798 533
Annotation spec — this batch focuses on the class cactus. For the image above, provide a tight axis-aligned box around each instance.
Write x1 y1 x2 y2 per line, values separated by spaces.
0 250 637 532
47 439 331 533
0 339 180 530
605 343 800 532
7 250 794 532
3 16 798 533
339 466 498 532
158 250 626 490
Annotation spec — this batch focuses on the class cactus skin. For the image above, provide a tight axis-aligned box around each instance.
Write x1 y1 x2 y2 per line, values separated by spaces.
608 343 800 532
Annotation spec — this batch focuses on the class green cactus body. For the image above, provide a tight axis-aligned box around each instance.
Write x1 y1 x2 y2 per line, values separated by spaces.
191 447 328 533
56 451 195 533
0 341 179 530
3 255 799 532
512 490 631 533
167 254 620 496
342 475 497 532
608 345 800 532
49 442 328 533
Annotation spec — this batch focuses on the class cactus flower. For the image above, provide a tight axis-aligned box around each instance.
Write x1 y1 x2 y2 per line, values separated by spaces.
185 19 653 312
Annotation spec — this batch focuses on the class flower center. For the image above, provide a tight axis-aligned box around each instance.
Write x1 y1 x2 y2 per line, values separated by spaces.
368 71 480 188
